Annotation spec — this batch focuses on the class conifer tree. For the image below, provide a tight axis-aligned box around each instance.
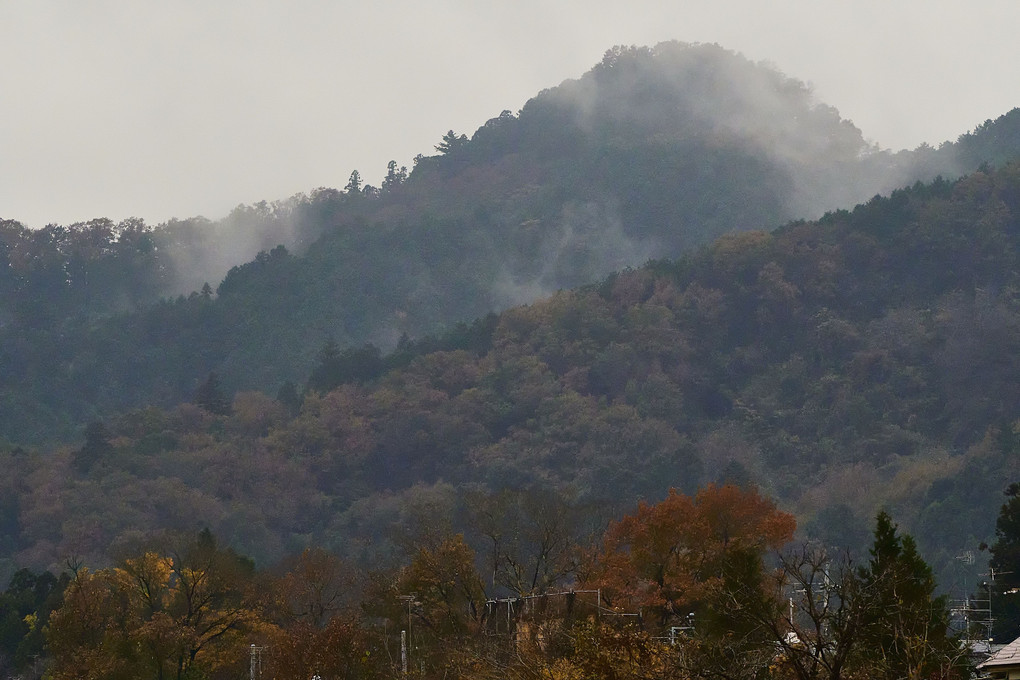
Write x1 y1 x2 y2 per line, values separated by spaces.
194 372 231 415
344 169 362 195
856 511 962 680
73 421 113 473
988 482 1020 641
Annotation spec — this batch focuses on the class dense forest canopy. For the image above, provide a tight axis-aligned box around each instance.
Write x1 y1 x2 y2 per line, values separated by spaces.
3 42 1019 445
5 46 1020 674
5 163 1020 607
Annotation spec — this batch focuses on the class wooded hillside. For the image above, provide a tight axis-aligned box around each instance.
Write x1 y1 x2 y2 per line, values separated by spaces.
5 164 1020 598
3 42 1018 444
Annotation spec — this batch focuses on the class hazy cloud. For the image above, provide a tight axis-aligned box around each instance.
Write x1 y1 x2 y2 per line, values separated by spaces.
3 1 1020 228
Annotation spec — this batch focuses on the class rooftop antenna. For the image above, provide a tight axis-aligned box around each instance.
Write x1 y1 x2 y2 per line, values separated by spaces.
952 553 999 649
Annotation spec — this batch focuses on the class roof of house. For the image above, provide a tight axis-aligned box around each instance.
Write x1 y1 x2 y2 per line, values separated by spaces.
980 638 1020 669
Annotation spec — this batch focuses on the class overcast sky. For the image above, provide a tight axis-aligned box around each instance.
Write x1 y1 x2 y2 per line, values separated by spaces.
3 1 1020 228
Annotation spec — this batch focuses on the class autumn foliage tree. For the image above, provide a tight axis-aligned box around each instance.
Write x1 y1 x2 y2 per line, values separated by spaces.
467 486 596 597
373 534 488 677
47 530 264 680
265 548 384 680
268 616 382 680
585 484 796 627
37 497 967 680
398 534 487 637
459 485 796 680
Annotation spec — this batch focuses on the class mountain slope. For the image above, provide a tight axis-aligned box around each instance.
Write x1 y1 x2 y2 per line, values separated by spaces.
3 42 1020 445
7 163 1020 592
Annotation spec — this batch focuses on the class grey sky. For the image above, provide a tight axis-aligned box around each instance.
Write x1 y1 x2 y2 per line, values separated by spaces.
3 1 1019 228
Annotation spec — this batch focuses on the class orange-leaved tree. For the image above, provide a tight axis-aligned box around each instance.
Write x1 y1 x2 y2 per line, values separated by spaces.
264 547 386 680
585 484 795 628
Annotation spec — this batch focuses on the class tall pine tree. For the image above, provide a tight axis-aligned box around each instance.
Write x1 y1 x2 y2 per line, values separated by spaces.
988 483 1020 641
856 511 963 680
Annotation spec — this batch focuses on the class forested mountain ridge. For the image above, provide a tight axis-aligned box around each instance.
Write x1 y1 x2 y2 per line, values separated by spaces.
6 162 1020 596
4 41 1020 444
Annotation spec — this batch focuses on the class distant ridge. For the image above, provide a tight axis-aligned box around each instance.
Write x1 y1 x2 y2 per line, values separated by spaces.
2 41 1020 444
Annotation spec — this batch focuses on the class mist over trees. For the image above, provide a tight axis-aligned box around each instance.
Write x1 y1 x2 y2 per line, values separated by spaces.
3 42 1018 444
5 45 1020 676
4 163 1020 609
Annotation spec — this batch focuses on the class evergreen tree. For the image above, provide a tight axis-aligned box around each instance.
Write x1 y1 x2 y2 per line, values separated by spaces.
73 421 113 473
434 129 467 155
276 380 302 415
381 160 407 191
344 170 362 195
856 511 963 680
0 568 68 676
306 339 342 394
988 483 1020 641
194 372 231 415
306 340 383 394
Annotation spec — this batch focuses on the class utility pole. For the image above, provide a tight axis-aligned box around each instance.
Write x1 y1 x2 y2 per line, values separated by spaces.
985 567 1010 642
398 594 417 677
249 644 267 680
401 629 408 677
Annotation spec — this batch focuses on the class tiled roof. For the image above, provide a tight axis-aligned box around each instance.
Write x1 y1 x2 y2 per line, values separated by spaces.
980 638 1020 669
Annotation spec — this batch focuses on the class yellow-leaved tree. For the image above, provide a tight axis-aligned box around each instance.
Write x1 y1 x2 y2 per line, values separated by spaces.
47 529 268 680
